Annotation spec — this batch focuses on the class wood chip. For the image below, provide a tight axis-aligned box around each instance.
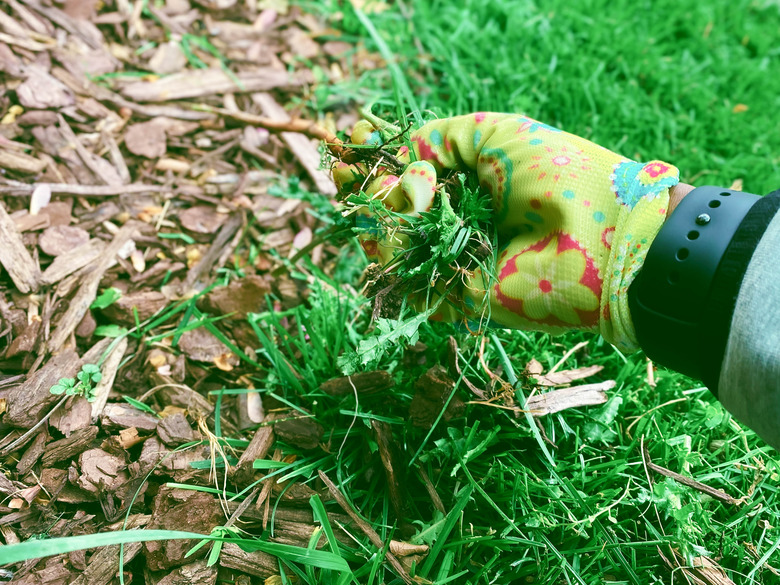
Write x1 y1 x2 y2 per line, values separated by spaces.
0 180 169 197
154 561 218 585
0 148 47 174
41 426 99 467
525 380 614 416
16 429 48 476
124 120 168 158
274 414 323 450
219 543 278 579
147 41 188 75
48 221 139 352
0 201 41 293
178 211 243 295
144 487 223 571
121 67 305 102
231 412 280 486
101 403 160 432
179 205 229 234
40 238 105 285
101 290 168 326
410 364 464 429
50 395 93 436
319 370 394 397
372 420 405 521
5 316 41 358
5 348 80 429
70 515 148 585
16 68 75 109
157 412 197 446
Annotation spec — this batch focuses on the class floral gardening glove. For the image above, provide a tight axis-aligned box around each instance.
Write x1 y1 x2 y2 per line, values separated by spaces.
333 113 679 352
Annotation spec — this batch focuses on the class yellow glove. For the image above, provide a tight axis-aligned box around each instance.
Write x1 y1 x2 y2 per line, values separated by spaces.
333 113 679 352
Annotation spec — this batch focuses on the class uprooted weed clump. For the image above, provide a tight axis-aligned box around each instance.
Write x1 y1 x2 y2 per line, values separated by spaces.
333 125 499 323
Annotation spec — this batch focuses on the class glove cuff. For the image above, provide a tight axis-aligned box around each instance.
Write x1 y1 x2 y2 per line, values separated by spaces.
600 160 679 350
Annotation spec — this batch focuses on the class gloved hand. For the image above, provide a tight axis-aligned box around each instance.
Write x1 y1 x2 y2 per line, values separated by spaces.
332 113 680 352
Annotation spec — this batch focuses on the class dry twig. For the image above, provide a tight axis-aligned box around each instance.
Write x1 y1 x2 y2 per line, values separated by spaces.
318 470 414 585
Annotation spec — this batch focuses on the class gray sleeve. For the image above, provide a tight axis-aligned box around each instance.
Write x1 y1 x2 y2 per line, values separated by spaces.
718 212 780 449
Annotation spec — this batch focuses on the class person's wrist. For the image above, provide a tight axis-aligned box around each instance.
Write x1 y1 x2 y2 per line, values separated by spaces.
666 182 695 217
629 185 768 387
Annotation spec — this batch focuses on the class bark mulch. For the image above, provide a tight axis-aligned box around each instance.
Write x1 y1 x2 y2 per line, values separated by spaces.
0 1 384 582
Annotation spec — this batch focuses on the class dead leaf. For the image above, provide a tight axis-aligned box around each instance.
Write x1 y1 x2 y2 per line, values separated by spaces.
178 327 238 366
533 365 603 386
729 178 744 191
148 41 188 75
389 541 429 558
77 448 129 493
16 69 75 109
214 353 235 371
525 358 544 376
125 120 167 158
38 225 90 256
179 205 229 234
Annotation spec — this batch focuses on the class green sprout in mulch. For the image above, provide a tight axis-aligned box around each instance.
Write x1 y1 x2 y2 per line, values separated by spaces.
49 364 102 402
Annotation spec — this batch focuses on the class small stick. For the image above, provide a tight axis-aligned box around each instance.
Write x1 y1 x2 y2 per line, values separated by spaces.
318 470 413 585
0 181 169 197
547 340 589 375
198 105 346 158
224 486 261 529
643 444 738 505
416 464 446 515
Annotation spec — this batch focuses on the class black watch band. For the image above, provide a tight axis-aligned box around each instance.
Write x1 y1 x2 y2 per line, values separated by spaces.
628 186 764 389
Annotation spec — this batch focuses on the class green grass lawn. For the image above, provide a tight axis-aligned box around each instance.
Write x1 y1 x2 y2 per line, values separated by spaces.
5 0 779 583
290 0 780 582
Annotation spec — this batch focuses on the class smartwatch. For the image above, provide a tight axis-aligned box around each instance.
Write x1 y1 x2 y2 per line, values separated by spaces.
627 185 780 391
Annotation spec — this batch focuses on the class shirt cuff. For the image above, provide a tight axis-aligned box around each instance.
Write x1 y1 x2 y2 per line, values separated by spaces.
718 206 780 449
